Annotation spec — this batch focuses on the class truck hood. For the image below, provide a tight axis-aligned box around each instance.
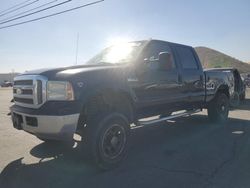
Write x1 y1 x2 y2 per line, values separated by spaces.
22 64 119 75
22 68 62 75
20 64 127 81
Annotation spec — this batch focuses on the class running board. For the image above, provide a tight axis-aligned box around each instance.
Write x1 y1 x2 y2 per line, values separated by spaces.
138 109 201 126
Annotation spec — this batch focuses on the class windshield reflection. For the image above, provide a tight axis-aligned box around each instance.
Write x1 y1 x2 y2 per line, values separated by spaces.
86 41 145 65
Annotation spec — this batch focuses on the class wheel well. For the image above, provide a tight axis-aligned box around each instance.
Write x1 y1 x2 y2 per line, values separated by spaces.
77 90 134 130
217 85 230 98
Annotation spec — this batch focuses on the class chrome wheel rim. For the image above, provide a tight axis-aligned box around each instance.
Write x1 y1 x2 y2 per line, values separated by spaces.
101 124 126 159
219 97 228 118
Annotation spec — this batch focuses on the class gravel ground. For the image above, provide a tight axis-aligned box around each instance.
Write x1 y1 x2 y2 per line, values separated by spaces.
0 88 250 188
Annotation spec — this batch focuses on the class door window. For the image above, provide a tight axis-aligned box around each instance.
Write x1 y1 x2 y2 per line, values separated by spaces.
142 41 176 71
175 46 198 69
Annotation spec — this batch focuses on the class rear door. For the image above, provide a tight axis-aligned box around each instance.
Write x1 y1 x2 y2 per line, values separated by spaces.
172 45 205 107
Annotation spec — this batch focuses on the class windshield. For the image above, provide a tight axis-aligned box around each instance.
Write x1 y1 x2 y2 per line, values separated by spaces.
86 41 145 65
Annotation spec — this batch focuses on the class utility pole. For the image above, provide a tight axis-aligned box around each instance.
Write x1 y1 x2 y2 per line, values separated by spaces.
75 32 79 65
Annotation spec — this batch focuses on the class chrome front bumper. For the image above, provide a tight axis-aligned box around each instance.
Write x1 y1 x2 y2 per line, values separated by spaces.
11 111 80 141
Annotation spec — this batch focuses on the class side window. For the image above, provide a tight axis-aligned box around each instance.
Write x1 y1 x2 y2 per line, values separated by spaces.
176 46 198 69
142 41 176 70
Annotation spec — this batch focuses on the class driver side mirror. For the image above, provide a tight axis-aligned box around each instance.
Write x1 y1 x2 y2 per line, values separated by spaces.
158 52 173 71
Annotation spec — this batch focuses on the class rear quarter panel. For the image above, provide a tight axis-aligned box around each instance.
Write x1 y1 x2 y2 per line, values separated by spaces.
204 70 232 103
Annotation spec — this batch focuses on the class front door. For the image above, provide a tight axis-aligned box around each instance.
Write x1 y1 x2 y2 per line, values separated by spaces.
131 41 183 113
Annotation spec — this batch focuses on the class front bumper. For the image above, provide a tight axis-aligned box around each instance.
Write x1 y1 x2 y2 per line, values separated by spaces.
11 109 80 141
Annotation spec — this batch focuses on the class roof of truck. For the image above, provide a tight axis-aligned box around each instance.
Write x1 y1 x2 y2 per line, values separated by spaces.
149 39 193 48
204 67 238 72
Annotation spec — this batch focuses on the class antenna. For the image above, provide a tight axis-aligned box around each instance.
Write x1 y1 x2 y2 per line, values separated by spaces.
75 32 79 65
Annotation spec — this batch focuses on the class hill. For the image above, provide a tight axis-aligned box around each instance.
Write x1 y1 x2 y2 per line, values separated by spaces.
195 47 250 73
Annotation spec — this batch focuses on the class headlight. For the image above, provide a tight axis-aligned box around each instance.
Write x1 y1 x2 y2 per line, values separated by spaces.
47 81 74 101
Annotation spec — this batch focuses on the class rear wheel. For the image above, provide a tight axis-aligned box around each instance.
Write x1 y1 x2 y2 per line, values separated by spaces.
207 93 229 123
84 113 130 170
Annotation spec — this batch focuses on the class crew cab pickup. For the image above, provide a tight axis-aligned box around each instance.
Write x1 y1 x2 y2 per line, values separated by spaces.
10 39 231 169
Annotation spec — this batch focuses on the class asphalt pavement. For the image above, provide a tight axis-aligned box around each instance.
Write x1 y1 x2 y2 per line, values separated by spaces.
0 88 250 188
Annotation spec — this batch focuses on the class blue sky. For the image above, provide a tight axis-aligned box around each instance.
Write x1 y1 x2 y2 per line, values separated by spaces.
0 0 250 73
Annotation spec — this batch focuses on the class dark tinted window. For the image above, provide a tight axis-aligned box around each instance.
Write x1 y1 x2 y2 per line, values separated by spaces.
142 41 175 70
176 46 198 69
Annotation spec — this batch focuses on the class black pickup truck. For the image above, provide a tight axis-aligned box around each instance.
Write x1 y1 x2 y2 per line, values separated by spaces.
10 39 231 169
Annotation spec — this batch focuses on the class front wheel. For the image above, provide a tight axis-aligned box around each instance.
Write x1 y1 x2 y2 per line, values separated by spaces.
207 93 229 123
84 113 130 170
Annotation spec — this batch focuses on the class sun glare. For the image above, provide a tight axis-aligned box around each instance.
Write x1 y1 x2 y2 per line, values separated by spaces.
105 43 134 63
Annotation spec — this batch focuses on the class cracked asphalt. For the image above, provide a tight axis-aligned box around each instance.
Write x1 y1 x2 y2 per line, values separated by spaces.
0 88 250 188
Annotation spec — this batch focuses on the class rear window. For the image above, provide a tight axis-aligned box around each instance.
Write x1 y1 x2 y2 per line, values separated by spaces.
176 46 198 69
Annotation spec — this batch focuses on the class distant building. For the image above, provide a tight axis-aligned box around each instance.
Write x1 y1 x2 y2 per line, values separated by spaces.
0 73 19 84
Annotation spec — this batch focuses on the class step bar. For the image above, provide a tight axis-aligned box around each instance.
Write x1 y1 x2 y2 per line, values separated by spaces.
138 109 202 126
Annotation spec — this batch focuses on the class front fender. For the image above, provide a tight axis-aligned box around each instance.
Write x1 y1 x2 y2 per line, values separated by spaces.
77 79 136 110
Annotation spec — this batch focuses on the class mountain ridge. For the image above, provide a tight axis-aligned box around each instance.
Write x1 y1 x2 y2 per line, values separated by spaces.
195 47 250 73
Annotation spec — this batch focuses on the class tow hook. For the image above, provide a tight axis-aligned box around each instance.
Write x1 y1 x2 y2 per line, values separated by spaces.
12 113 23 130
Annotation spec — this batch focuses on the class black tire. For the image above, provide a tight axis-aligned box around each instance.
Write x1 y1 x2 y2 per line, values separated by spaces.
207 92 229 123
230 92 240 108
85 113 130 170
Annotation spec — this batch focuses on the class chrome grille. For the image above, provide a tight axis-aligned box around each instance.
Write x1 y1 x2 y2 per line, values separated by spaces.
14 97 33 104
14 80 33 86
13 75 48 108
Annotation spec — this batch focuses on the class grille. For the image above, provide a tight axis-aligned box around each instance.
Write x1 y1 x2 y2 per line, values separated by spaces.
13 75 47 108
14 80 33 86
13 88 33 95
14 97 34 104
